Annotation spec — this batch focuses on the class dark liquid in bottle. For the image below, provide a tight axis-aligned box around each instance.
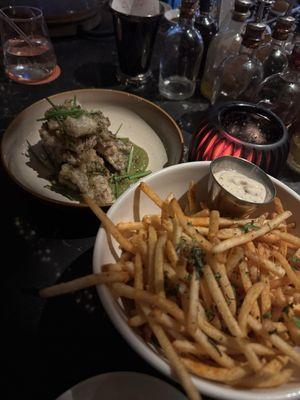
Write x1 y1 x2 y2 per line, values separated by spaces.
111 10 161 77
195 13 218 79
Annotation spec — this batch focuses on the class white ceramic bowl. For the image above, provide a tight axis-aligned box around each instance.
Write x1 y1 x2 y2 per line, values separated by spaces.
93 161 300 400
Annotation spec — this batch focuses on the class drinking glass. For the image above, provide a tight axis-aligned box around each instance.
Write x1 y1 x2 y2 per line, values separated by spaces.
109 2 163 85
0 6 57 83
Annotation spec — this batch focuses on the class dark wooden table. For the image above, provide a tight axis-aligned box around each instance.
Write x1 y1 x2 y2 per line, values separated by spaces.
1 4 300 400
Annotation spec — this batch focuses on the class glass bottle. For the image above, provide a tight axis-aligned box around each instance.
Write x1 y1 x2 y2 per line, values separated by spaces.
200 0 252 101
195 0 218 80
262 16 295 78
287 114 300 173
254 43 300 127
212 22 266 104
253 0 274 61
159 0 203 100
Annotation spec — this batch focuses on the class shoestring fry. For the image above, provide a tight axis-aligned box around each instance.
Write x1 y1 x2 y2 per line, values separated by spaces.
39 183 300 400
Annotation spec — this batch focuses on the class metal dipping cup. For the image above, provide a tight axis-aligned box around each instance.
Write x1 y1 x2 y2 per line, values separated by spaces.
208 156 276 218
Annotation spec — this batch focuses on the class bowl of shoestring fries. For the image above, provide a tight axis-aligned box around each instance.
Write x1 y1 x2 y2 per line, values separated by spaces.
40 161 300 400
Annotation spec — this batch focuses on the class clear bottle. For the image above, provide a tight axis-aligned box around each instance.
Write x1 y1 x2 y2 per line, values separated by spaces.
254 43 300 127
262 16 295 78
253 0 274 62
195 0 218 80
200 0 252 101
212 22 266 104
287 115 300 173
159 0 203 100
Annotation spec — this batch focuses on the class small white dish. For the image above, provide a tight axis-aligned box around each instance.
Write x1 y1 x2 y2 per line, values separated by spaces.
93 161 300 400
56 371 187 400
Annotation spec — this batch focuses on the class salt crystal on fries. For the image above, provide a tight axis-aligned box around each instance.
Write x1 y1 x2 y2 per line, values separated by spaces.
39 182 300 400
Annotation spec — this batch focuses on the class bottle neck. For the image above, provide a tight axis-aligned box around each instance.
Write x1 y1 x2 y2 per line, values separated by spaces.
228 18 245 32
239 44 256 57
270 37 286 49
179 1 196 23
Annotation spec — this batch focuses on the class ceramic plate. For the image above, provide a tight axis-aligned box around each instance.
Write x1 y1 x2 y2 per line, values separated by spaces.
94 162 300 400
1 88 183 207
56 371 187 400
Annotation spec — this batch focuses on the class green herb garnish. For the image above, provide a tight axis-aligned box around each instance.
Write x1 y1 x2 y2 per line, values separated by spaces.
115 123 123 135
283 303 294 314
289 256 300 271
177 238 204 278
292 316 300 329
126 146 134 174
214 272 221 280
112 170 151 182
262 311 272 319
239 221 259 233
205 309 215 321
37 97 85 122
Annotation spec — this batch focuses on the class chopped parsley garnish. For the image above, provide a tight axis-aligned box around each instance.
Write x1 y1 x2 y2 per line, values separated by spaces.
205 309 215 321
239 221 259 233
177 238 204 278
293 316 300 329
262 311 272 319
289 256 300 271
283 303 294 314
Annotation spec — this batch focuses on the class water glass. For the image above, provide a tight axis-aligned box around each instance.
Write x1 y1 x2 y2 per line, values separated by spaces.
0 6 57 83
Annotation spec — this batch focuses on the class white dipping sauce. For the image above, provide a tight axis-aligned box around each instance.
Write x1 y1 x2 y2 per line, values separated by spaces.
214 169 266 203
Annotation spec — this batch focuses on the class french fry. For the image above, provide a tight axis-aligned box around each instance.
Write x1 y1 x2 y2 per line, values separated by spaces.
212 211 292 254
248 315 300 366
148 320 201 400
39 271 129 298
147 225 157 292
273 250 300 290
117 221 145 231
233 368 292 388
182 357 250 382
173 340 206 357
226 247 244 277
188 181 197 214
186 269 200 334
83 194 134 253
171 199 212 252
166 239 179 269
154 233 168 298
245 250 285 277
203 264 242 337
209 257 237 316
139 182 163 208
238 282 265 335
238 261 261 321
208 210 220 241
235 338 262 372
